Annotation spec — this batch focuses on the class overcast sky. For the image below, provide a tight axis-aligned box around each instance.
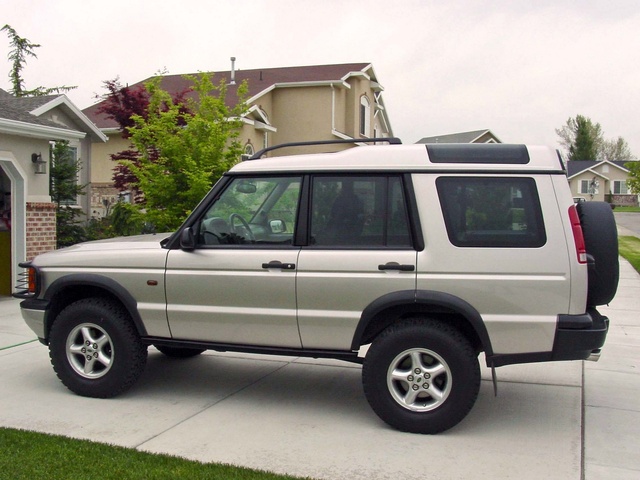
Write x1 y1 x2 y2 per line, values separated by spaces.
2 0 639 156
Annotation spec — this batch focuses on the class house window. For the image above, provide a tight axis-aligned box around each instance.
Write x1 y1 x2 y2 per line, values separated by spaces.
244 143 255 156
359 96 370 137
579 180 590 194
613 180 628 194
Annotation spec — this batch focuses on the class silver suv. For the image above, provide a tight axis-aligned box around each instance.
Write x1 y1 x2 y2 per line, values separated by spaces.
15 141 618 434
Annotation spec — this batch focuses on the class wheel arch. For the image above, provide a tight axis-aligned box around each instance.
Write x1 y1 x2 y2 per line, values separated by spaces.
351 290 493 356
42 274 147 341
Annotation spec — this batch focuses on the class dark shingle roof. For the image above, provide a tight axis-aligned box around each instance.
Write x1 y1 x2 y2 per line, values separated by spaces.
0 89 70 129
82 62 373 129
566 160 632 178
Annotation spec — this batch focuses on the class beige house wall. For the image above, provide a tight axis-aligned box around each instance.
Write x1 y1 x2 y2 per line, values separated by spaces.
571 171 607 202
569 162 636 205
333 87 347 134
91 133 129 183
271 86 332 147
1 134 52 201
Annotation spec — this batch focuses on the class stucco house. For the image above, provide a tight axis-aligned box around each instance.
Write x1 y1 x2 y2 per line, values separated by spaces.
0 89 106 295
82 62 393 218
566 160 638 206
416 129 502 144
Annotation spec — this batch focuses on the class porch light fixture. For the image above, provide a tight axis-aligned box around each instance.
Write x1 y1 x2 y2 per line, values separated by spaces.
31 153 46 174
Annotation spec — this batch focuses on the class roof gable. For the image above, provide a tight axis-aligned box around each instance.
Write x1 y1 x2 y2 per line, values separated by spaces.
566 159 631 179
0 89 106 141
416 129 501 144
83 62 374 129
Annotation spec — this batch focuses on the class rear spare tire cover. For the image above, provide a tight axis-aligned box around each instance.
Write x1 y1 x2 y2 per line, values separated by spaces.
577 201 619 306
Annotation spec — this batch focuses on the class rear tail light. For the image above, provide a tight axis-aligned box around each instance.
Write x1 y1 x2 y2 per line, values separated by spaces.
568 205 587 264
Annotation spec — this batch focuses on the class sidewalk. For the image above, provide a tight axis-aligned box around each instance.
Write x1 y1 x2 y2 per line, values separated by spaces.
585 257 640 479
1 259 639 479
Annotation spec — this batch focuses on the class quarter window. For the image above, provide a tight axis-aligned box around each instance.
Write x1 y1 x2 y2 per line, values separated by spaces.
437 177 546 248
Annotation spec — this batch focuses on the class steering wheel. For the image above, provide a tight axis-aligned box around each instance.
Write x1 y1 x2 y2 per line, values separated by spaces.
228 213 255 242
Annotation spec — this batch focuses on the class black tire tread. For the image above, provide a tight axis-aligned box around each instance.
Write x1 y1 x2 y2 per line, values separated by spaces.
49 298 147 398
362 317 480 434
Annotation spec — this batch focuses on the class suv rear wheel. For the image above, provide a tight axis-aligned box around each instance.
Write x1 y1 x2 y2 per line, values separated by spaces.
362 318 480 434
49 298 148 398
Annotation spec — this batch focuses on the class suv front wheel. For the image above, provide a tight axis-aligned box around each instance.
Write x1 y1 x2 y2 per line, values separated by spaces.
362 318 480 434
49 298 148 398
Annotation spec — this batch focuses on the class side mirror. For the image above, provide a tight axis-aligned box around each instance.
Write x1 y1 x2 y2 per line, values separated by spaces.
270 219 287 234
180 227 196 251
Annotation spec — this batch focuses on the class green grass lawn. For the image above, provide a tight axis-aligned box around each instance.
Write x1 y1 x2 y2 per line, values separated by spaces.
0 427 312 480
614 206 640 212
619 236 640 273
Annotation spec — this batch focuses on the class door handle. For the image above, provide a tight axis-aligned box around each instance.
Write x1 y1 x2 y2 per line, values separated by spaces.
262 261 296 270
378 262 415 272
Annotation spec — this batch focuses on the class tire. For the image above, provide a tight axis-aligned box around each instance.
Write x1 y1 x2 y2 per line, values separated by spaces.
49 298 148 398
577 201 619 306
154 345 206 358
362 318 480 434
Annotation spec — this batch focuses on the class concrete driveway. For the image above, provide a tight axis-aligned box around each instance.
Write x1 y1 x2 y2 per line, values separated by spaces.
615 211 640 237
1 259 639 479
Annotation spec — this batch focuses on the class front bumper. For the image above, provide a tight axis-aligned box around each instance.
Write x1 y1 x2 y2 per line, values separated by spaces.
17 298 48 341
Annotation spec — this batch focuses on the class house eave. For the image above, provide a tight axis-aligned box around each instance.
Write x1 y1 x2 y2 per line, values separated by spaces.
247 80 351 105
0 118 86 141
568 167 610 181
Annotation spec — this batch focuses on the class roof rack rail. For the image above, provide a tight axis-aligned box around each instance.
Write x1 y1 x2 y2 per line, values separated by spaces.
247 137 402 160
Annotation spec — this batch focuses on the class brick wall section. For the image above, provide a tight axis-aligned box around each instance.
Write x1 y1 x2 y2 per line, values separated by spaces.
26 202 57 260
610 194 639 207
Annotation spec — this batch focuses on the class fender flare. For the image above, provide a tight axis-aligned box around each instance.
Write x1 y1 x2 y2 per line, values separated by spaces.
351 290 493 356
43 274 148 337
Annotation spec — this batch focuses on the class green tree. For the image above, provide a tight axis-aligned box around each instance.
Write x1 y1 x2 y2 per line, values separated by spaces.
1 24 75 96
556 115 602 161
626 161 640 195
117 73 248 231
50 141 86 248
556 114 636 161
601 137 635 161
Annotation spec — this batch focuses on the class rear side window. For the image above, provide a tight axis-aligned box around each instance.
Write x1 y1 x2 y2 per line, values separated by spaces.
436 177 546 248
310 175 412 248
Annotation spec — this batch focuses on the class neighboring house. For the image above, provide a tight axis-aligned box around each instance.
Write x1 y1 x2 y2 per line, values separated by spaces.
416 129 502 144
0 89 106 295
566 160 638 206
82 62 394 218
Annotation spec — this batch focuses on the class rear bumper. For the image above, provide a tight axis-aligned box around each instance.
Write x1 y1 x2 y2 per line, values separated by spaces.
551 307 609 361
488 307 608 368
